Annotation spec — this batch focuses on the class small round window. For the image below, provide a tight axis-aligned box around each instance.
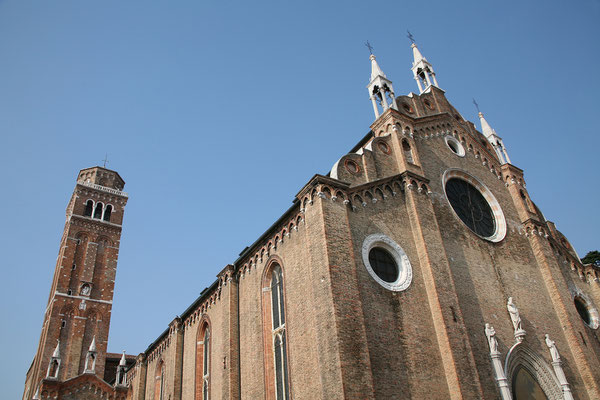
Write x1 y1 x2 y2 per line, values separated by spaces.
574 296 599 329
445 135 465 157
362 234 412 291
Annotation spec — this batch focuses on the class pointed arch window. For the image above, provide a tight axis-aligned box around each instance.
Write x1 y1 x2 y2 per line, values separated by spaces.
263 263 290 400
196 321 211 400
154 361 165 400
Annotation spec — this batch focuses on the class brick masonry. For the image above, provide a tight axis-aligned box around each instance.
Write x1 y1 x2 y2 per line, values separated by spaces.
25 88 600 399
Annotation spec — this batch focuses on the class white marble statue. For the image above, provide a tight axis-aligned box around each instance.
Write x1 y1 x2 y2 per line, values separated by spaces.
507 297 523 332
545 334 561 362
485 323 498 353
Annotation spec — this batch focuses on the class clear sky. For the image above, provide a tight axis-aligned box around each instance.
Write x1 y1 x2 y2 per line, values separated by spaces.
1 0 599 398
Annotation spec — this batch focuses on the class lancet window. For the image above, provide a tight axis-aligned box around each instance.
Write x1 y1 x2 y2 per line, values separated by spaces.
196 320 211 400
262 263 290 400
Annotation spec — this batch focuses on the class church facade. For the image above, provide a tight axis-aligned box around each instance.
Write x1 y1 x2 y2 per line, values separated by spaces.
24 41 600 400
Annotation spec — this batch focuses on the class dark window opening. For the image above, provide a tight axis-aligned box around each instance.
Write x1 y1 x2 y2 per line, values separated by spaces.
67 289 72 295
84 200 93 217
368 247 398 283
93 203 103 219
103 205 112 222
445 178 495 238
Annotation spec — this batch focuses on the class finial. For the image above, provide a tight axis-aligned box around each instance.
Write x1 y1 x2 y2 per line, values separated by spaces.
89 336 97 352
407 30 415 44
102 154 109 168
119 351 127 366
52 340 61 358
365 41 374 55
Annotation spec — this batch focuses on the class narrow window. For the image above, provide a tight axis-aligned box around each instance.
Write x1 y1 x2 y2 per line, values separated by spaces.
84 200 93 217
270 265 289 400
203 329 210 400
93 202 103 219
196 322 211 400
103 205 112 222
154 361 164 400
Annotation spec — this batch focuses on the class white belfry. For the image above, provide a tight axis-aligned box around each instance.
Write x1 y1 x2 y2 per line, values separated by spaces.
45 341 61 379
367 54 396 119
411 42 439 94
84 336 98 373
478 112 511 164
115 351 128 387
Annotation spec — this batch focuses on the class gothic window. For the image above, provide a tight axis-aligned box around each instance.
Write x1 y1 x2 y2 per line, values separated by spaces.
512 366 549 400
84 200 93 217
262 262 291 400
103 205 112 222
93 202 103 219
271 265 289 399
196 321 211 400
154 361 164 400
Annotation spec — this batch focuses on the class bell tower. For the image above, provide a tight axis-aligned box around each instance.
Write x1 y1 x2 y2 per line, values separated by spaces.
366 47 396 119
23 166 128 399
410 39 439 94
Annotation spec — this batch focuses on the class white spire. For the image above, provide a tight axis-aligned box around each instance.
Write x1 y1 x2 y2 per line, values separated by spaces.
119 351 127 366
89 336 96 352
33 387 40 400
370 54 387 81
410 41 439 94
411 43 426 65
52 341 61 359
367 52 396 119
478 111 511 164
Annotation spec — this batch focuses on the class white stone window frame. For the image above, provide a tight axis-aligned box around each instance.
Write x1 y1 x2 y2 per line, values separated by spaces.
362 233 412 292
442 169 507 243
445 135 465 157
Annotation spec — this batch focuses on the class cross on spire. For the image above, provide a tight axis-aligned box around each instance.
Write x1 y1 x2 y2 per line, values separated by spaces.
473 98 480 113
102 154 109 168
407 30 415 44
365 41 374 55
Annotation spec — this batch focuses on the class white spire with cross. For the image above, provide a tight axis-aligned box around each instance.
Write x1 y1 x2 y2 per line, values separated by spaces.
365 41 396 119
477 107 511 165
409 34 439 94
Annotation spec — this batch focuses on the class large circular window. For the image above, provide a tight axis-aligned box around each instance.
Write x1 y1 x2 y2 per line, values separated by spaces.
443 170 506 242
362 234 412 291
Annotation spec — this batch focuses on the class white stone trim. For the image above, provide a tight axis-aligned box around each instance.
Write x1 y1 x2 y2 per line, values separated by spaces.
445 135 465 157
442 169 507 243
504 343 563 400
572 291 600 329
361 233 412 292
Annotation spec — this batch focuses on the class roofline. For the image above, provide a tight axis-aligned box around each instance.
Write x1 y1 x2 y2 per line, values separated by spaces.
78 166 126 185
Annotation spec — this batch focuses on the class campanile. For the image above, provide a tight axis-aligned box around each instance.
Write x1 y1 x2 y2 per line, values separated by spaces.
24 167 128 399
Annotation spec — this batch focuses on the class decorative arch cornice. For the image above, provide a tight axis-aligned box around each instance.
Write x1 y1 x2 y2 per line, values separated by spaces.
504 343 562 400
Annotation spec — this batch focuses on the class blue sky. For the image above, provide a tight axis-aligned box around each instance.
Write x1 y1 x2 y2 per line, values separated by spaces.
1 1 599 398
